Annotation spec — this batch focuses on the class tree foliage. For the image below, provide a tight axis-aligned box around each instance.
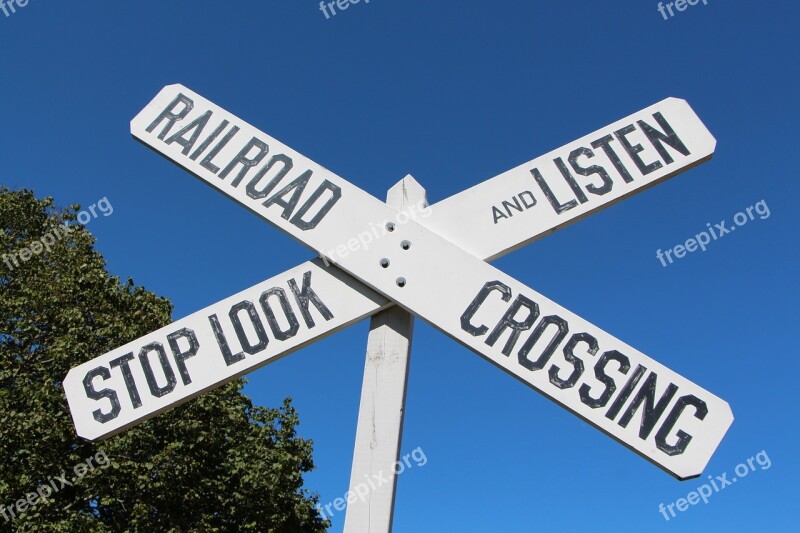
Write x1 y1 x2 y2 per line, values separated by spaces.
0 188 328 532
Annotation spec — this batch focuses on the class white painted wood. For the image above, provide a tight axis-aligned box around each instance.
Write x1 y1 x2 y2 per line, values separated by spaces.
67 99 700 444
64 259 390 441
131 87 715 266
126 85 730 479
123 85 731 479
424 97 716 261
343 176 425 533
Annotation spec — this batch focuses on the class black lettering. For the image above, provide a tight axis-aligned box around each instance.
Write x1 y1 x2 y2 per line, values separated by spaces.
190 119 229 161
530 168 578 214
230 301 269 355
264 170 311 219
460 281 512 337
568 147 613 196
518 315 569 371
502 196 523 217
615 125 662 176
109 352 142 408
288 271 334 328
579 350 630 409
220 137 270 187
486 295 539 356
209 313 245 366
492 206 508 224
146 93 193 140
655 394 708 456
82 366 121 423
554 157 588 204
618 372 679 439
260 288 300 341
247 154 293 200
591 134 634 183
165 110 212 155
638 111 691 165
290 179 343 230
605 364 647 421
519 190 537 208
549 332 596 390
201 125 240 174
138 342 177 398
167 328 200 386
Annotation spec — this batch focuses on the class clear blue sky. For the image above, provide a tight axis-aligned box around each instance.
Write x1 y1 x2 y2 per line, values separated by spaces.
2 1 797 530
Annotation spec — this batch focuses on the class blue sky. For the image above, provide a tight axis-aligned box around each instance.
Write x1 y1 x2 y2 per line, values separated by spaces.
2 0 798 530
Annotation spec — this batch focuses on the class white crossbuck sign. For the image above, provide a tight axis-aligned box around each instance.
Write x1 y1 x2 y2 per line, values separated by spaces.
64 86 732 488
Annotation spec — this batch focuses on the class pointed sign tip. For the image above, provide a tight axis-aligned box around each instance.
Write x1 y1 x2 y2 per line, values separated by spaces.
387 174 427 206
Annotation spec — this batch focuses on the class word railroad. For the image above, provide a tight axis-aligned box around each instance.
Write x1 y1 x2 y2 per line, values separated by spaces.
65 85 733 527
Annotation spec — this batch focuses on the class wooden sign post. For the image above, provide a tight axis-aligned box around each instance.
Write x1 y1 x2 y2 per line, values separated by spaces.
64 85 734 530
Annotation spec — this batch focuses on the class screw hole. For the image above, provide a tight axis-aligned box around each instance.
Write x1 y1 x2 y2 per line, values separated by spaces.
386 222 396 232
396 277 406 287
401 240 411 250
380 258 390 268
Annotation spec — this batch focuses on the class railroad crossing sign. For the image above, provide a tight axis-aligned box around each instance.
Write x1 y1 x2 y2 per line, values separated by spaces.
64 85 733 521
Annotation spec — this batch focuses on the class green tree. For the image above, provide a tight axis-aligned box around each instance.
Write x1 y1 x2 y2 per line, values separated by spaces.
0 188 328 532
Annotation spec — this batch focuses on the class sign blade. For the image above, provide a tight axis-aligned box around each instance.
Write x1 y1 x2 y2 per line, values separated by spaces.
424 97 716 261
126 85 732 478
70 95 713 444
64 259 389 441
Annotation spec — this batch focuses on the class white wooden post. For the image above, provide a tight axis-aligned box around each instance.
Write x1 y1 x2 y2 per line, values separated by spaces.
342 176 427 533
